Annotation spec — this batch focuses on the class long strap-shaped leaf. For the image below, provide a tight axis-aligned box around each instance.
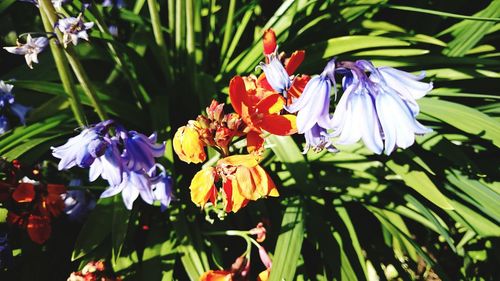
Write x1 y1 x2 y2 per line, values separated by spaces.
268 197 304 281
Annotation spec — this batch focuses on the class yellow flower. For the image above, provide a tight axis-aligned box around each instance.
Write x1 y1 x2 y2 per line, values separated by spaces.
189 167 217 207
173 122 206 164
199 270 232 281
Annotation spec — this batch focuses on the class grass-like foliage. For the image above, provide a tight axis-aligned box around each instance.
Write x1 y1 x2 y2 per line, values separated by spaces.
0 0 498 280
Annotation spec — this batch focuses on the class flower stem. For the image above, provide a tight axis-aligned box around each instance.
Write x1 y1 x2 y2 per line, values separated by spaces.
39 0 108 121
38 6 86 126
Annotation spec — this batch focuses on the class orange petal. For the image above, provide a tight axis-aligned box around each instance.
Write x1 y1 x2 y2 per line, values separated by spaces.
288 74 310 99
247 131 264 154
235 167 258 200
27 215 51 244
229 179 249 212
262 29 277 56
12 183 35 203
249 166 269 198
256 73 274 92
189 168 216 207
256 94 285 115
259 114 297 136
285 50 305 75
218 154 258 168
47 184 66 195
199 270 233 281
229 76 246 116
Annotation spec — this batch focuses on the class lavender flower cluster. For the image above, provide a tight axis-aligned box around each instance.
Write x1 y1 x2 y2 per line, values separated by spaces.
52 120 172 210
263 57 433 155
0 81 30 134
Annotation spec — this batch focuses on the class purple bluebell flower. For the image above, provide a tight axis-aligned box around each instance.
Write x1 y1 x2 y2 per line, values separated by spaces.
258 56 291 95
331 60 432 155
100 170 155 210
89 138 123 186
0 81 31 127
303 124 337 153
57 14 94 48
62 179 96 221
3 34 49 69
286 59 335 134
0 81 14 108
0 116 9 134
0 231 13 270
52 122 110 170
150 164 173 211
102 0 125 8
330 71 384 154
121 131 165 172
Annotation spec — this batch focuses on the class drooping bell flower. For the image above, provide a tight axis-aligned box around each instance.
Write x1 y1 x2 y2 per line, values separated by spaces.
89 138 123 187
303 124 337 153
0 116 8 134
376 66 433 116
258 56 291 95
100 169 154 210
286 59 335 134
121 130 165 172
52 125 109 170
0 80 14 108
331 60 432 155
57 14 94 48
330 70 383 154
3 34 49 69
150 165 173 211
62 189 96 221
173 122 206 164
20 0 70 9
102 0 125 8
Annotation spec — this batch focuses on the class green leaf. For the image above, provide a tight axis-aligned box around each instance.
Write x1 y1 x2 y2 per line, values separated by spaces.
72 196 115 261
269 197 305 281
419 98 500 147
386 159 454 210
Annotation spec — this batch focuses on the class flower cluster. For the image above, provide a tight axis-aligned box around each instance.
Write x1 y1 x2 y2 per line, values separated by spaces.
290 59 433 155
0 159 66 244
201 223 272 281
252 29 433 155
51 120 172 210
0 81 30 134
174 101 279 213
67 261 122 281
174 30 315 213
4 0 96 68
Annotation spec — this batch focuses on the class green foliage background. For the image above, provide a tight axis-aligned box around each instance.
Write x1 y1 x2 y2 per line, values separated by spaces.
0 0 499 280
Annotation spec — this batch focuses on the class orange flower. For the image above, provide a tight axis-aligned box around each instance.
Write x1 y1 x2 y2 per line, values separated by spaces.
173 122 207 164
199 270 233 281
230 75 297 137
188 154 279 212
219 154 278 212
12 183 35 203
190 167 217 207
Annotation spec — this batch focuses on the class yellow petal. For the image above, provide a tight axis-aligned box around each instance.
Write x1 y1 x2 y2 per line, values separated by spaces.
218 154 258 168
189 168 216 207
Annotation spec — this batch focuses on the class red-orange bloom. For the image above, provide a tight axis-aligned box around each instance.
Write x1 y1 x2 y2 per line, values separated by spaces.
263 29 277 56
230 76 297 153
199 270 233 281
